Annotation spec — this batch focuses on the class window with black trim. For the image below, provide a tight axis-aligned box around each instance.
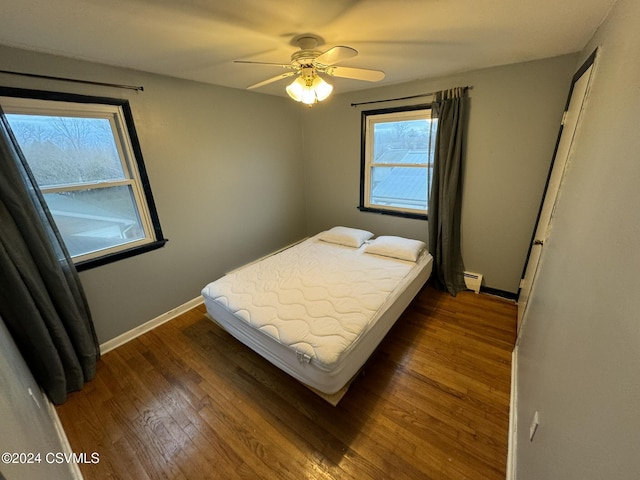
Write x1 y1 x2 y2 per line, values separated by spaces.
1 88 166 270
359 104 436 219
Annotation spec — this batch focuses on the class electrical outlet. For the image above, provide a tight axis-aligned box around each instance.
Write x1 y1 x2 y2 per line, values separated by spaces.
529 411 540 441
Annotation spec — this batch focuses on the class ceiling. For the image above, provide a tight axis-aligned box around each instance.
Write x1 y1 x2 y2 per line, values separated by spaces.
0 0 616 97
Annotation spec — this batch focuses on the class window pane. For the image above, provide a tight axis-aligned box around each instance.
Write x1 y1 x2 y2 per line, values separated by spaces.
370 166 428 210
43 186 145 258
373 119 434 163
5 114 125 188
361 106 436 217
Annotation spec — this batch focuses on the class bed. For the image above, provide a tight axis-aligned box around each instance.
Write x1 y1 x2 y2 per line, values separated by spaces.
201 227 433 404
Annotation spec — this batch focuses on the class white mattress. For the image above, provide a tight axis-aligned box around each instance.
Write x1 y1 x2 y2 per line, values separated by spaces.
201 234 432 394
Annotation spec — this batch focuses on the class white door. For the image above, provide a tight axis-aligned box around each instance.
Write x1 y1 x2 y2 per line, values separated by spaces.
517 53 596 337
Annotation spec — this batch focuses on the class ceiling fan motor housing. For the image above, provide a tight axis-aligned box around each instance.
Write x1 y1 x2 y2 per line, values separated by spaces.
291 49 323 67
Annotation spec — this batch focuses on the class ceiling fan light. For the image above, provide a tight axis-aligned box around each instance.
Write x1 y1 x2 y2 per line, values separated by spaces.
300 87 317 105
312 76 333 101
286 74 333 105
285 76 306 102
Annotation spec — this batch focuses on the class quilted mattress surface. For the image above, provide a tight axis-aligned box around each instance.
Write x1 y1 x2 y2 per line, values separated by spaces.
201 236 423 372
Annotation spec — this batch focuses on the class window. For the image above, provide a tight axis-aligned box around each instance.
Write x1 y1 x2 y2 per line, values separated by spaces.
359 104 437 219
1 88 166 270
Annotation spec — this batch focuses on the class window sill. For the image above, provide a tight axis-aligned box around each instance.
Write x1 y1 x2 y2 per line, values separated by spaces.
75 239 168 272
357 205 428 221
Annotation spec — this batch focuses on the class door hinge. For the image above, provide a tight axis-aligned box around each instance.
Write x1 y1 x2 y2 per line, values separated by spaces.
561 110 568 125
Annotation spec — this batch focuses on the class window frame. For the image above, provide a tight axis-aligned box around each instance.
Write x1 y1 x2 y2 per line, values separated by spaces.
358 103 435 220
0 87 166 271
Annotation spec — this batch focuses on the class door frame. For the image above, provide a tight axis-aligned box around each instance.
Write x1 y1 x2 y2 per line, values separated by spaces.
516 49 598 336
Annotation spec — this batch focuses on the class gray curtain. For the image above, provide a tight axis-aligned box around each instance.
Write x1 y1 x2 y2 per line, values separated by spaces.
428 87 468 296
0 107 99 405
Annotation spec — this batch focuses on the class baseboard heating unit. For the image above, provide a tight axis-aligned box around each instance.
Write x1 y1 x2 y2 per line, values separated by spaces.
464 271 483 294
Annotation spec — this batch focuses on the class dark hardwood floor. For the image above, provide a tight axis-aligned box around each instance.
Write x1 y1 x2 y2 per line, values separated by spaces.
57 284 517 480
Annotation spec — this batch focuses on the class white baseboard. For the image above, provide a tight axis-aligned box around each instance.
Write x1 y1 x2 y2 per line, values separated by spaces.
507 345 518 480
99 296 204 354
47 397 84 480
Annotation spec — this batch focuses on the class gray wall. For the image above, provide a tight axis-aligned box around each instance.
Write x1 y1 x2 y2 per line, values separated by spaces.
0 318 76 480
515 0 640 477
0 44 578 344
0 45 307 344
302 55 577 293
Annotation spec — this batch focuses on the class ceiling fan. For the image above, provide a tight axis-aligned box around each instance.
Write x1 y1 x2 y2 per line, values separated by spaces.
235 33 385 105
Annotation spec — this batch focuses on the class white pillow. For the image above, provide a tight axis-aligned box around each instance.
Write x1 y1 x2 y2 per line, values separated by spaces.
363 235 426 261
317 226 374 248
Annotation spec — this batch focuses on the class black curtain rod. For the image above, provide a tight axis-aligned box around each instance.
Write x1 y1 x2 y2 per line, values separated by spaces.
0 69 144 92
350 86 471 107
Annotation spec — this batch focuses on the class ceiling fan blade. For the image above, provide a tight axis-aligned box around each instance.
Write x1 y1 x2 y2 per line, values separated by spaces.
314 46 358 66
235 60 295 69
247 72 296 90
327 66 385 82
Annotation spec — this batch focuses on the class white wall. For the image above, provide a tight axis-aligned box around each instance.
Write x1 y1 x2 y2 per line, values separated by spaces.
0 45 307 344
515 0 640 477
302 55 577 293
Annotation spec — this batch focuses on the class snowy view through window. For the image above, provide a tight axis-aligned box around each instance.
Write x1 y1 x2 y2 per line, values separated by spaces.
369 117 436 213
6 114 145 258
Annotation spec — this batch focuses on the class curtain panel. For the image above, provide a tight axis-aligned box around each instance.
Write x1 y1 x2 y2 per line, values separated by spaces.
0 107 99 405
428 87 468 296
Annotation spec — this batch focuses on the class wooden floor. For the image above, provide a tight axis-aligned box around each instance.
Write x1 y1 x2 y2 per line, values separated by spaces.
57 284 517 480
